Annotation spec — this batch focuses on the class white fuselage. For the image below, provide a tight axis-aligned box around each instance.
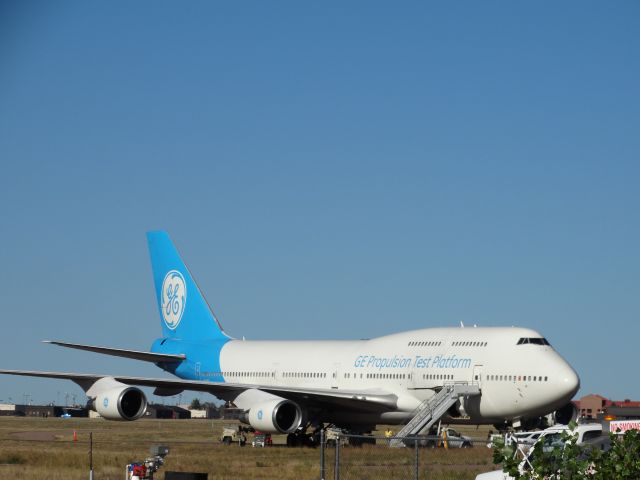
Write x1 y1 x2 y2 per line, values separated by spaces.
215 326 579 426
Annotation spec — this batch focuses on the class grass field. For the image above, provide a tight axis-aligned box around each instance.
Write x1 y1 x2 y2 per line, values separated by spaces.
0 417 498 479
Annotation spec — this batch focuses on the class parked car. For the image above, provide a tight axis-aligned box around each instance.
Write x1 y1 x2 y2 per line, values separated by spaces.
440 427 474 448
491 430 544 452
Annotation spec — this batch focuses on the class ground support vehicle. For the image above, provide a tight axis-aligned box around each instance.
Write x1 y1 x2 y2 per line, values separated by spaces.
252 432 272 447
220 426 247 446
325 428 349 447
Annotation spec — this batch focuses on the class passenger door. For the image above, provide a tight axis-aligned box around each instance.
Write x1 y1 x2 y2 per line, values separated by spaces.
472 364 483 387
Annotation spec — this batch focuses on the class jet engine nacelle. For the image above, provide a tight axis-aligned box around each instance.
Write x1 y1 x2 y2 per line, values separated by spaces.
553 401 579 426
446 394 481 419
246 399 303 434
88 378 147 421
520 402 580 430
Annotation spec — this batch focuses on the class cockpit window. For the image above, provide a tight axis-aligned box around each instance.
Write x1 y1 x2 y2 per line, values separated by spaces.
517 337 550 346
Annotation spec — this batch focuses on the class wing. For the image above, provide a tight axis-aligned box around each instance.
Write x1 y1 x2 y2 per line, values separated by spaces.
0 369 398 413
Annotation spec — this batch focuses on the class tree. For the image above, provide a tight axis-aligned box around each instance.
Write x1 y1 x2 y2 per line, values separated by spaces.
189 398 203 410
589 429 640 479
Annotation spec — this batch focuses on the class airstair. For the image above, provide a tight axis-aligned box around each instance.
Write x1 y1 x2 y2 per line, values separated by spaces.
389 382 481 447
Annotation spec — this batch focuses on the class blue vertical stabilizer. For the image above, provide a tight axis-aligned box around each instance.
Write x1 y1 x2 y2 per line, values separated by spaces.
147 231 231 342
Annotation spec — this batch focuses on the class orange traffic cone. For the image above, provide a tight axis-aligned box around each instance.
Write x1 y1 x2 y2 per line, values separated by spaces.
73 430 77 442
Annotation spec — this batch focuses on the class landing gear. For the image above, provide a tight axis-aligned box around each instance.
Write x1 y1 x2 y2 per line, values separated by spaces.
286 426 322 447
286 432 303 447
344 433 375 447
286 431 317 447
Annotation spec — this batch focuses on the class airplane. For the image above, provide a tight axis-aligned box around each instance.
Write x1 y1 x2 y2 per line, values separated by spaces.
0 231 580 444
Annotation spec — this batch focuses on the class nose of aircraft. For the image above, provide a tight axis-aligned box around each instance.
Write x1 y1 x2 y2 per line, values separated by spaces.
556 363 580 401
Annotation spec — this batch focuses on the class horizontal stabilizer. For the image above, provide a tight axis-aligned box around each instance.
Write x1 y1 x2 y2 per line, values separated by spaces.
43 341 186 363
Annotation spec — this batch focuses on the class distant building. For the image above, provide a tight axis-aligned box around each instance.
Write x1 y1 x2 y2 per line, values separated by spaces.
0 404 87 418
221 406 244 420
178 404 222 419
0 404 21 417
604 406 640 421
577 394 640 420
145 404 191 419
577 394 609 419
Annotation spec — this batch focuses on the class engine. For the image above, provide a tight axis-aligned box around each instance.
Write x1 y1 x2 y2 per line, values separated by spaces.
553 401 579 425
88 378 147 421
246 399 303 434
519 402 580 430
446 394 480 419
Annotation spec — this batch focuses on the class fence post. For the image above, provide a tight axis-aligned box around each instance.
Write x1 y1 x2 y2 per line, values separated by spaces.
414 436 419 480
334 433 340 480
320 429 325 480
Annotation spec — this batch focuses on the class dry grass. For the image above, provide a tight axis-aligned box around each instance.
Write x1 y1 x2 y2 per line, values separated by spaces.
0 417 497 479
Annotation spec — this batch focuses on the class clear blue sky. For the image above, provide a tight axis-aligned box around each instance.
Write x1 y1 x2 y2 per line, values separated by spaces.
1 1 638 406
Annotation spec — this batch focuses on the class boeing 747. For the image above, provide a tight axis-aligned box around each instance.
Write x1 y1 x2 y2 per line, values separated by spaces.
0 232 580 444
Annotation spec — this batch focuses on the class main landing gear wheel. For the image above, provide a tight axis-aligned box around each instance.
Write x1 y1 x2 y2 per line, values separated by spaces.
287 431 318 447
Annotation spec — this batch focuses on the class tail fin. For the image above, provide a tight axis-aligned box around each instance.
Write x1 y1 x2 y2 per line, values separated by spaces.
147 231 230 341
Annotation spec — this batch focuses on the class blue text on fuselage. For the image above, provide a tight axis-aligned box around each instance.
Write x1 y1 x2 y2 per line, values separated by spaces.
354 354 472 370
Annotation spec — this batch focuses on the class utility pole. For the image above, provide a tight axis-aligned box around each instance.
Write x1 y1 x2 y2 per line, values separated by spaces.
89 432 94 480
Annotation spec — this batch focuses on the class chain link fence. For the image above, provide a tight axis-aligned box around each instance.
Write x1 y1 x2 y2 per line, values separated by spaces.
319 431 489 480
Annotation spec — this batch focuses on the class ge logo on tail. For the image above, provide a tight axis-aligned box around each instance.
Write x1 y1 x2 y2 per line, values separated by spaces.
161 270 187 330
